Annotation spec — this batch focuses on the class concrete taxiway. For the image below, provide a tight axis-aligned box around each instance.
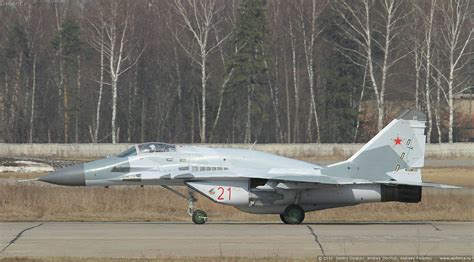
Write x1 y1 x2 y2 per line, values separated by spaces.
0 222 472 258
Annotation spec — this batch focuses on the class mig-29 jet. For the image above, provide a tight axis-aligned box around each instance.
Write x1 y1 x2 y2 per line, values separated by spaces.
36 109 458 224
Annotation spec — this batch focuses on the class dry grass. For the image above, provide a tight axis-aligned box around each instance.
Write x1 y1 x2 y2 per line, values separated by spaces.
423 167 474 187
0 168 472 222
0 172 39 180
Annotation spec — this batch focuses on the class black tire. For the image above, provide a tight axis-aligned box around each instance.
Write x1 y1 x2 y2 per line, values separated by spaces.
280 214 289 224
192 209 207 224
282 205 305 224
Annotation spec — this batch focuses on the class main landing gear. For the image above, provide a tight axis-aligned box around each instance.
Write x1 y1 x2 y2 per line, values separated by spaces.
162 185 208 224
280 204 305 224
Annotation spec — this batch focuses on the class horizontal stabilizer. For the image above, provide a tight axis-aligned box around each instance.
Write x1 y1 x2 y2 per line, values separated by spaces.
376 180 461 189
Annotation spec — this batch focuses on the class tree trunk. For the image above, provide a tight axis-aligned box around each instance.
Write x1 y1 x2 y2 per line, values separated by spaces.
10 52 23 142
29 55 37 143
264 57 283 142
289 22 299 143
140 96 146 142
191 95 195 143
94 36 105 143
75 54 81 143
378 3 392 131
424 1 434 144
111 76 118 143
306 105 313 142
448 64 454 143
414 47 421 110
173 44 183 142
435 68 442 143
127 66 138 142
2 73 7 142
353 62 368 143
63 80 69 143
244 85 252 143
200 53 207 143
210 69 233 142
284 59 291 143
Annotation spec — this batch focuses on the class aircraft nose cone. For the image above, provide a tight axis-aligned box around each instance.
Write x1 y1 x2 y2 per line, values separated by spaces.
39 164 85 186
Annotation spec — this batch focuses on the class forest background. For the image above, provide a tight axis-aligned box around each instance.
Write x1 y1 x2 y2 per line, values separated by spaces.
0 0 472 145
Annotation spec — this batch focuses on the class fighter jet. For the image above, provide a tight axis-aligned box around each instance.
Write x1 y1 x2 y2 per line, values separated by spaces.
37 109 458 224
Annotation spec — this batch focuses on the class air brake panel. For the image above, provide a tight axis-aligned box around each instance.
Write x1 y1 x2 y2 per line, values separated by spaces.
187 180 249 205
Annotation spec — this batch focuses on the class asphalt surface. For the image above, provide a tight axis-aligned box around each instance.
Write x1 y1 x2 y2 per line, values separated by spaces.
0 222 472 258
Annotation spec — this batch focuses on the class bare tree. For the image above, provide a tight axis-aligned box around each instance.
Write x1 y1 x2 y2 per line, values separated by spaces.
434 51 443 143
28 54 36 143
288 21 300 142
88 1 143 143
295 0 327 143
209 27 234 142
53 3 68 142
414 0 437 143
91 23 105 143
409 3 423 111
173 0 228 143
334 0 408 131
437 0 472 143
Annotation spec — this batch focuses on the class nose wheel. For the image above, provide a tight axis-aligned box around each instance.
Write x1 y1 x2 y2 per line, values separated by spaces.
192 209 208 224
161 185 208 224
280 204 305 224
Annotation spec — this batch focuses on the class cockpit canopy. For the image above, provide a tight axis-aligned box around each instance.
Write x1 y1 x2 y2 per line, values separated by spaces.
117 142 176 157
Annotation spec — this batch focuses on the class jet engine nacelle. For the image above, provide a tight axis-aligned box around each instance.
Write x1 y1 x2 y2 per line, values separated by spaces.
187 180 249 205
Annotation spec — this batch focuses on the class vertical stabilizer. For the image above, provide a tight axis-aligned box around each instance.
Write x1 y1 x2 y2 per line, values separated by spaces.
323 109 426 183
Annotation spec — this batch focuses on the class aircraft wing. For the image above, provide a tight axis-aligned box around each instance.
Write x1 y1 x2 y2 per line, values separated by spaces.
187 168 372 185
118 168 460 189
188 169 460 188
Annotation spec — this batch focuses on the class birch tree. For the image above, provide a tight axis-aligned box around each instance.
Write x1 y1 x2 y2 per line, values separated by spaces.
88 23 105 143
409 3 423 111
438 0 473 143
173 0 227 143
413 0 437 143
334 0 408 131
88 1 143 143
28 54 36 143
288 21 300 142
295 0 327 143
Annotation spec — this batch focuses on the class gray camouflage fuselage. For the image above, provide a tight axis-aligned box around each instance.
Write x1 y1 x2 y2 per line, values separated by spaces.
38 110 458 217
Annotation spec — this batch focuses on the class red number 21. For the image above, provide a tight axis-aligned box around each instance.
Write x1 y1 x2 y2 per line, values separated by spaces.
217 186 231 200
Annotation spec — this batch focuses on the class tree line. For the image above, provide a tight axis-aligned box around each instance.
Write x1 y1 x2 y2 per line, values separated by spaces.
0 0 472 144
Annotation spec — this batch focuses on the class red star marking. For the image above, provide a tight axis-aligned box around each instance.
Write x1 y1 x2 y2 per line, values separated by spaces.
394 136 402 145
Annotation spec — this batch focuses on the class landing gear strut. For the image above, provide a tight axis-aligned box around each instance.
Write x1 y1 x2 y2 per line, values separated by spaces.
162 185 208 224
280 204 305 224
187 190 207 224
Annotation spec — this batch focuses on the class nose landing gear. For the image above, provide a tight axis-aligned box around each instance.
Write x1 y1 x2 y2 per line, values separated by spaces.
187 190 207 224
162 185 208 224
280 204 305 224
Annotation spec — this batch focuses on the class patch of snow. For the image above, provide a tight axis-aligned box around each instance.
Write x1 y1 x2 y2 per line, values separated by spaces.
0 160 54 173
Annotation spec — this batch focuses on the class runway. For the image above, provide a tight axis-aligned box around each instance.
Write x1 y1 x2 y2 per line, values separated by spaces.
0 222 472 258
